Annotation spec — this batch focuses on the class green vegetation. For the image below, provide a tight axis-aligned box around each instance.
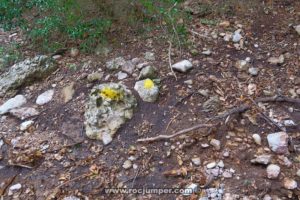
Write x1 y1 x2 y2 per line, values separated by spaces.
0 43 22 72
0 0 187 52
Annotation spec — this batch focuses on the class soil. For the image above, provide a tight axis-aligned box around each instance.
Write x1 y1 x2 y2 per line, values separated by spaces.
0 1 300 200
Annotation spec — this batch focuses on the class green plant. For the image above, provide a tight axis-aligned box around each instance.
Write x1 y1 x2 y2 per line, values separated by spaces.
0 43 22 71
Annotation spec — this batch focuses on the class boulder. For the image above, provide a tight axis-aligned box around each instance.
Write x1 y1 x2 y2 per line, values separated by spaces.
0 55 57 96
134 79 159 102
0 95 27 115
84 83 137 145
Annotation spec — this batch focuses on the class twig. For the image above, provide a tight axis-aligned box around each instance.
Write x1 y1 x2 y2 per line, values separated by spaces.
248 97 285 131
7 163 33 169
165 113 180 132
0 174 17 196
137 124 213 142
168 41 177 80
210 95 300 121
189 29 210 39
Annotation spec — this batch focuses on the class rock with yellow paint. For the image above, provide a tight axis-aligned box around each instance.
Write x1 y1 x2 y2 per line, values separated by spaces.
84 83 137 145
134 78 159 102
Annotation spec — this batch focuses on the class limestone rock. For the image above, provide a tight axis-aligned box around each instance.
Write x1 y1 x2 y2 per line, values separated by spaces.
61 82 75 103
84 83 137 145
87 72 103 82
0 95 27 115
106 57 126 70
267 132 289 154
20 120 34 131
0 55 57 96
138 66 157 80
36 89 54 105
9 107 40 120
172 60 193 73
134 79 159 102
266 164 280 179
283 178 297 190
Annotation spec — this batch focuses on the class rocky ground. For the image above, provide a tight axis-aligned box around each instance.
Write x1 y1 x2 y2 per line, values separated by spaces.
0 1 300 200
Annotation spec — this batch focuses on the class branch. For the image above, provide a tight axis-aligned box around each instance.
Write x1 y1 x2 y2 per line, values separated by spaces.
137 124 213 142
168 41 178 80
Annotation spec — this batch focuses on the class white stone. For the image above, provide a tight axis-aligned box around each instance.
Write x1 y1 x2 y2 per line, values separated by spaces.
134 79 159 102
297 169 300 177
252 134 262 145
217 160 225 168
116 71 128 80
144 52 155 61
102 132 113 145
9 183 22 191
20 120 34 131
268 55 284 64
9 107 40 120
191 157 201 166
207 162 216 169
210 139 221 150
283 178 297 190
0 95 27 115
36 89 54 105
266 164 280 179
106 57 126 70
171 60 193 73
182 183 198 196
248 67 259 76
202 50 212 55
232 30 242 42
122 160 132 169
267 132 289 154
251 154 272 165
248 83 257 95
294 25 300 35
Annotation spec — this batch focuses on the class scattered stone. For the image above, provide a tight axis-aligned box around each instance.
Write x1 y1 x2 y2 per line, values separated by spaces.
121 61 135 75
202 50 212 56
0 55 57 96
248 67 259 76
251 154 272 165
9 183 22 194
232 30 242 42
0 139 3 149
283 120 296 126
138 66 157 80
106 57 126 70
87 72 103 82
217 160 225 168
283 178 297 190
20 120 34 131
222 170 233 178
36 89 54 105
134 79 159 102
248 83 257 95
116 71 128 80
70 48 79 57
278 155 292 167
294 25 300 35
223 33 232 41
267 132 289 154
268 55 284 65
61 82 75 103
235 60 250 71
207 162 216 169
9 107 40 120
184 79 193 85
210 139 221 150
252 134 262 145
137 62 149 70
84 83 137 145
171 60 193 73
266 164 280 179
191 157 201 166
144 52 155 61
219 21 230 27
182 183 198 196
122 160 132 169
63 196 80 200
0 95 27 115
297 169 300 177
263 194 272 200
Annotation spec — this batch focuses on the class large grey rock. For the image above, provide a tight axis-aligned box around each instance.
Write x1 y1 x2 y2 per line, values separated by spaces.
134 79 159 102
0 55 57 96
172 60 193 73
84 83 137 145
0 95 27 115
267 132 289 154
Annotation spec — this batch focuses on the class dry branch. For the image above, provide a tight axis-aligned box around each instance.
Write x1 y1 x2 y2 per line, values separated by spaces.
137 124 213 142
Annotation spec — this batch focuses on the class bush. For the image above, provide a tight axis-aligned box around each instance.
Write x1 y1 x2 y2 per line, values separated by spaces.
0 0 187 52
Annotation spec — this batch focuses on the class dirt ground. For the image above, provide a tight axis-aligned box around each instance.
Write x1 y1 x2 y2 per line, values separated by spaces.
1 1 300 200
